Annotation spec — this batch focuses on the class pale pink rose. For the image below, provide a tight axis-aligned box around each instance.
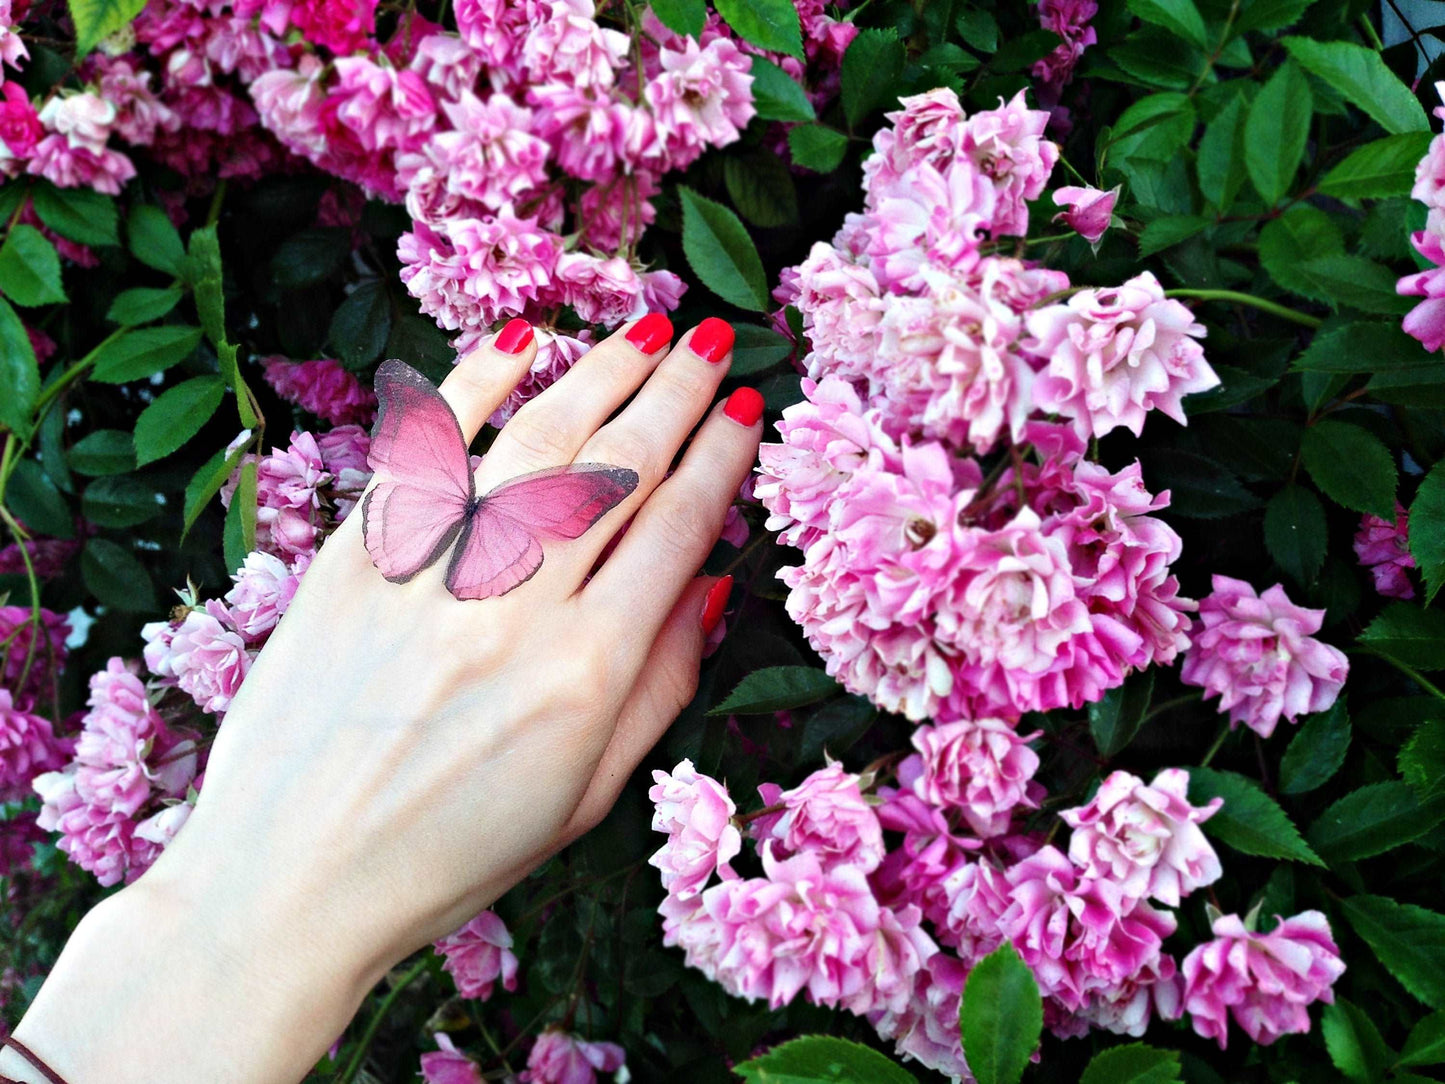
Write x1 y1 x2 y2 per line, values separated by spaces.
1398 228 1445 352
1028 272 1219 439
643 36 754 171
520 1 628 89
874 790 983 938
648 758 741 900
224 551 304 642
408 33 485 102
402 91 549 220
527 83 624 182
553 253 647 326
0 688 65 802
1052 184 1117 243
34 768 148 886
37 92 116 152
750 762 886 874
1073 955 1182 1037
1354 503 1414 600
92 55 178 146
957 90 1057 237
486 329 591 427
250 56 330 158
166 601 253 714
261 357 377 427
904 718 1040 838
421 1034 484 1084
435 910 519 1001
25 135 135 193
1060 768 1222 906
662 845 893 1011
0 0 27 70
1181 575 1348 738
867 952 974 1082
1182 910 1345 1048
521 1028 626 1084
1412 86 1445 215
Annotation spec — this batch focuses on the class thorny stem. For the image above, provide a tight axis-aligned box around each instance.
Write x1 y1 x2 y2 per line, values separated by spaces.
335 954 432 1084
1165 289 1323 328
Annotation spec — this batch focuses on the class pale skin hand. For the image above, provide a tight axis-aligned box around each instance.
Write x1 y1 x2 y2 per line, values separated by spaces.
2 319 760 1084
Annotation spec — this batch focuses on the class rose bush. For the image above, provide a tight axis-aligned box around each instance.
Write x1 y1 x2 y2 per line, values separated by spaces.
2 0 1445 1081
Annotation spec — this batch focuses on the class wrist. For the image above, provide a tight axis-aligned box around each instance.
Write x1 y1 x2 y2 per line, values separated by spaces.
10 857 386 1084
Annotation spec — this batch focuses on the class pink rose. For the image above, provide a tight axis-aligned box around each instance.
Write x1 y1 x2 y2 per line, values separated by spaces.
648 759 741 900
1052 184 1118 244
521 1029 626 1084
420 1034 484 1084
434 910 519 1001
0 82 41 166
751 762 886 874
903 718 1040 837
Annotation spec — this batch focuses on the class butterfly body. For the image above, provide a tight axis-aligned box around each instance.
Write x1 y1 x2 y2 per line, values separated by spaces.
362 359 638 601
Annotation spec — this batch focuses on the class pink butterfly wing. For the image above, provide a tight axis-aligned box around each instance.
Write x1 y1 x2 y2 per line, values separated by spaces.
443 464 639 600
362 360 475 582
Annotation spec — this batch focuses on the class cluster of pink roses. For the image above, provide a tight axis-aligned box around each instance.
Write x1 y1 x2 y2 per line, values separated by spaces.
0 606 71 875
650 754 1345 1077
1399 83 1445 350
760 88 1218 725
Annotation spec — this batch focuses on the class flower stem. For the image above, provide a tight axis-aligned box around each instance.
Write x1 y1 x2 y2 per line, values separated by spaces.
1164 289 1323 329
1353 647 1445 702
1200 722 1232 767
335 954 431 1084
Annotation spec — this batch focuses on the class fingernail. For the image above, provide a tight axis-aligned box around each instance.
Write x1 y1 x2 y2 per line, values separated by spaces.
626 312 673 354
495 318 533 354
690 317 735 364
701 575 733 635
723 387 764 427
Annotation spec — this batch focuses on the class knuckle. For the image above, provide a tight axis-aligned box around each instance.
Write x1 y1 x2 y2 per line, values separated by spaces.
501 410 576 464
650 495 716 561
594 426 658 480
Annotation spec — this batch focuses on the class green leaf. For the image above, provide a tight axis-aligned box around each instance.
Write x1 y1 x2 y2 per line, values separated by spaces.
734 1036 917 1084
1109 93 1196 164
1359 604 1445 671
650 0 705 37
81 538 155 611
725 153 800 228
182 441 248 540
1137 216 1211 257
749 57 814 122
81 474 159 529
1259 204 1344 300
788 125 849 173
1309 781 1445 863
106 287 185 327
31 183 119 246
1078 1044 1182 1084
386 311 455 385
1400 720 1445 805
1300 419 1397 518
709 666 840 715
1109 35 1209 91
1291 321 1435 375
1279 700 1350 795
1128 0 1209 49
270 228 350 290
1188 767 1325 865
1411 461 1445 604
1323 999 1393 1084
841 28 906 129
1089 668 1155 758
959 943 1043 1084
1287 255 1413 314
1343 895 1445 1009
6 459 72 538
1264 484 1327 586
132 376 225 467
678 186 769 312
1197 90 1250 212
958 9 1000 51
68 0 146 54
0 297 38 436
714 0 802 57
1140 450 1259 518
68 429 136 476
1400 1011 1445 1067
1282 36 1428 134
730 324 794 375
189 225 256 429
222 458 257 573
1320 133 1435 200
127 204 186 275
1245 61 1311 204
0 225 66 307
329 280 392 370
799 696 876 763
90 326 203 383
1234 0 1314 35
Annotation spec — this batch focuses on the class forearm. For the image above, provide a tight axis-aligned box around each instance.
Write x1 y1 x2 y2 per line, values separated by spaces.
1 866 382 1084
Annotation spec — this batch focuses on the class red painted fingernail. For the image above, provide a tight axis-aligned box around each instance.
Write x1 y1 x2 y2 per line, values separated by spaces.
690 317 735 363
495 318 533 354
626 312 673 354
701 575 733 635
723 387 764 426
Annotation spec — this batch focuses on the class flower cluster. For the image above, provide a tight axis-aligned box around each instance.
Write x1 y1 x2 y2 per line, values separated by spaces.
422 1028 626 1084
759 89 1213 725
1400 83 1445 350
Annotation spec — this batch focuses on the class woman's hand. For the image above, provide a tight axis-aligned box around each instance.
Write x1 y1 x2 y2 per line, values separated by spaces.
5 316 762 1084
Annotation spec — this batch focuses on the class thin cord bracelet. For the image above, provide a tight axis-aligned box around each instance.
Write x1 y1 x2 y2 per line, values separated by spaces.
0 1038 69 1084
